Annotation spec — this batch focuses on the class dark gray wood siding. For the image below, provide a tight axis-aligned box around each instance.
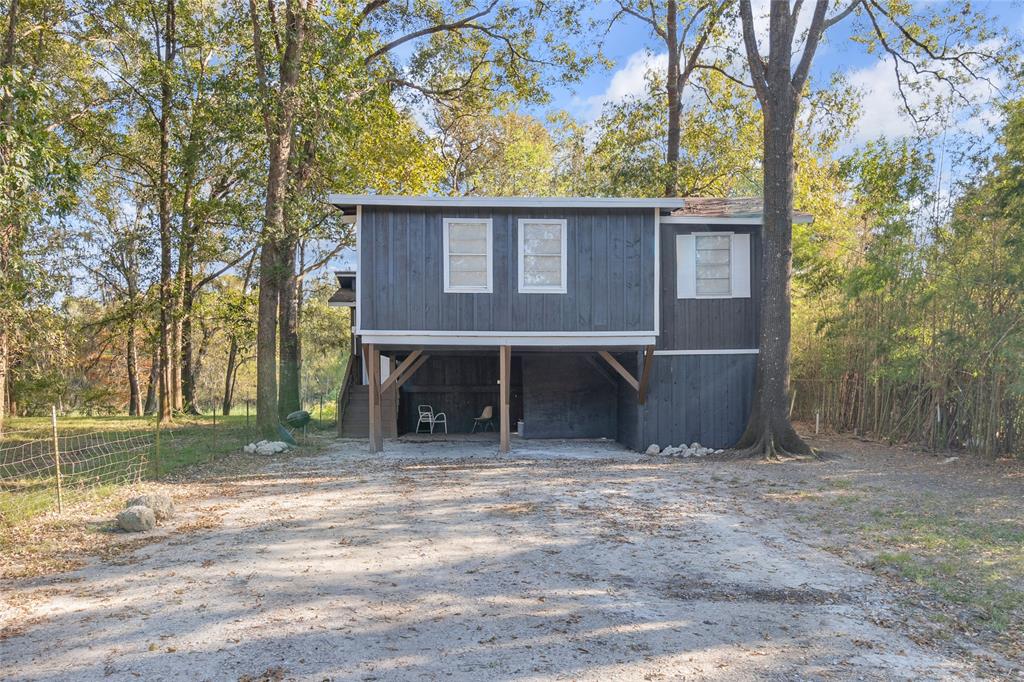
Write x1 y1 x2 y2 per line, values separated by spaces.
658 223 761 350
636 353 756 449
398 354 523 433
360 206 656 332
521 354 617 439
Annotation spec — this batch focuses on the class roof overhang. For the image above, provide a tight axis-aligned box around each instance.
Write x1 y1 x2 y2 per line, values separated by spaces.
326 194 685 212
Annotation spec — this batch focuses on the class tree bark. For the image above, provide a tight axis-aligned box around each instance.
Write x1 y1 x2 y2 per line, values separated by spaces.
664 0 681 197
733 101 810 456
223 336 239 416
250 0 308 437
278 238 301 418
126 320 142 416
734 0 825 457
143 345 159 415
156 0 176 424
0 329 7 434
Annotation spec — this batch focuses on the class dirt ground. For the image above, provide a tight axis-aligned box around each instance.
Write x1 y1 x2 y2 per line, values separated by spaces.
1 435 1021 681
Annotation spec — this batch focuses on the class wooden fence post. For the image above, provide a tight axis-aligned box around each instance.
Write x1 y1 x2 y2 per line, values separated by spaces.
154 417 161 478
50 405 63 514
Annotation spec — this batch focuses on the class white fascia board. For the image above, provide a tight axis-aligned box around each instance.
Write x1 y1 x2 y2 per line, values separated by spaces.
327 194 684 210
661 215 813 225
359 331 657 347
654 348 759 355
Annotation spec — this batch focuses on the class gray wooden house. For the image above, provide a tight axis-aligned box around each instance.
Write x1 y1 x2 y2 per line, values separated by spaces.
328 195 811 453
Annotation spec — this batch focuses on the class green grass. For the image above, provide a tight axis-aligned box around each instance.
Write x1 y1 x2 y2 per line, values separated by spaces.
867 507 1024 632
0 413 286 528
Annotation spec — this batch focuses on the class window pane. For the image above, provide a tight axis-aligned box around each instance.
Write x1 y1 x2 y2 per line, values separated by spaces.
524 256 561 286
697 277 730 295
696 247 730 265
449 269 487 287
448 222 487 255
696 234 730 250
523 224 562 254
449 255 487 272
697 263 731 280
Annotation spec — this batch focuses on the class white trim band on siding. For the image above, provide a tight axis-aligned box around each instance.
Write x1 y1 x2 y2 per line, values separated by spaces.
359 329 657 337
653 348 759 356
661 215 814 225
360 333 657 347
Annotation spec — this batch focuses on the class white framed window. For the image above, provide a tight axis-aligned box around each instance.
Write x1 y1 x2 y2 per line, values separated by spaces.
676 231 751 299
443 218 493 293
518 218 567 294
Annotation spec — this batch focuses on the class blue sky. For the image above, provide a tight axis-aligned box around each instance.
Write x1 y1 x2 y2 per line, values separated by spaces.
545 0 1024 148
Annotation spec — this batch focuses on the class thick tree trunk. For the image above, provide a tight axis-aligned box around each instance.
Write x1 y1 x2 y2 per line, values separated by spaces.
256 239 281 435
0 329 7 434
733 98 811 457
127 321 142 416
278 238 301 418
664 0 681 197
143 346 159 415
223 337 239 416
180 267 199 413
250 0 306 438
156 0 176 424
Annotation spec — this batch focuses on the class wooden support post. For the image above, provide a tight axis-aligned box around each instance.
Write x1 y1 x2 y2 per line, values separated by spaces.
638 345 655 405
364 343 383 453
499 345 511 453
50 405 62 514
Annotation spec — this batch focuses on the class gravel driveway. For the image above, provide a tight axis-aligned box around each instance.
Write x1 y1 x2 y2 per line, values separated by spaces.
0 440 972 680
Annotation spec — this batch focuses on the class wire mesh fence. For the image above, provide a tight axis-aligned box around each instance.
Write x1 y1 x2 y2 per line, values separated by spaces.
0 412 157 520
1 402 338 524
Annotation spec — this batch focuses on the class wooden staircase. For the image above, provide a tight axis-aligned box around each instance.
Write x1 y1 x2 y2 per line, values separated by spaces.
337 381 398 439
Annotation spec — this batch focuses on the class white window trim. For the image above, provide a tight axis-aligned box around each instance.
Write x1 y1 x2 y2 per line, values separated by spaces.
676 231 751 300
443 217 493 294
518 218 568 294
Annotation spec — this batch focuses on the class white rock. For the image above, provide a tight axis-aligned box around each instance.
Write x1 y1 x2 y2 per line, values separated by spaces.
125 493 174 521
117 505 155 532
645 444 661 456
715 449 723 454
255 441 290 456
662 446 678 457
689 442 701 450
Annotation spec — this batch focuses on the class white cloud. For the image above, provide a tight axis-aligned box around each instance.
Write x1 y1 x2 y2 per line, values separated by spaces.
582 50 667 121
844 40 1005 151
845 59 920 147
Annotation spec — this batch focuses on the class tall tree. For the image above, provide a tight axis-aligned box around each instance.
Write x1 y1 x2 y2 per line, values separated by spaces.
611 0 730 196
246 0 589 435
734 0 1011 457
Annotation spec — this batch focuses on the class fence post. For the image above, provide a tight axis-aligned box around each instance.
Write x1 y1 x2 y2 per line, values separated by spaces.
319 395 323 426
50 405 63 514
154 417 162 479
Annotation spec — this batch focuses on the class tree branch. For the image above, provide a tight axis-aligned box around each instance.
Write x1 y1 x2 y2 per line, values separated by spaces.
364 0 499 65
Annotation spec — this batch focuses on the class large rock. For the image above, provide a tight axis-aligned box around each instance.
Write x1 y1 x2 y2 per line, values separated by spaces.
255 440 290 456
117 505 156 532
645 444 661 456
125 493 174 521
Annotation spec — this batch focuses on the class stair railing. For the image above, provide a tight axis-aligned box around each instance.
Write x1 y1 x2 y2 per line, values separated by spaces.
335 352 357 437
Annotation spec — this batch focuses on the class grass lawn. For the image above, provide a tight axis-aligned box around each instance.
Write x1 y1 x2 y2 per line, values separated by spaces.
743 431 1024 666
0 412 333 577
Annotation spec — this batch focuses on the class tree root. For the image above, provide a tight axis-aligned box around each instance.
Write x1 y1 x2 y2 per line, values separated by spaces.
725 430 820 462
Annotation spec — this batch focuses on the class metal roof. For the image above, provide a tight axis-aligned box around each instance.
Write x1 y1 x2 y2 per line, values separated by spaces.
326 194 686 210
